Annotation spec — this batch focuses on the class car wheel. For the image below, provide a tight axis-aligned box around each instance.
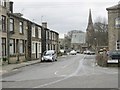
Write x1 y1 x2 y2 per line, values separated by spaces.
41 59 44 62
55 59 57 61
52 58 54 62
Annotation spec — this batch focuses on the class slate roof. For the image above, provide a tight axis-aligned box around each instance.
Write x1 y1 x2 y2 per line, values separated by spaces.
106 4 120 10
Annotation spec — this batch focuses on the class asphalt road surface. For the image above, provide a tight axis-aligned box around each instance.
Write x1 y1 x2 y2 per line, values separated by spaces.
1 54 118 88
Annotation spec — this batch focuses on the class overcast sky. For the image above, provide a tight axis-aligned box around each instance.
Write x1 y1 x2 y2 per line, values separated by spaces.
12 0 119 38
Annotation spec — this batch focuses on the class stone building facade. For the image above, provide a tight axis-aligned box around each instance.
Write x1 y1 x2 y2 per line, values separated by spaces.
42 22 59 54
106 3 120 50
0 0 59 64
31 23 42 60
71 31 86 52
0 0 12 63
8 13 28 63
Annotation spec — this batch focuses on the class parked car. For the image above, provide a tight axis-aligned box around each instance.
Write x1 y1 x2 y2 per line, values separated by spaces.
76 50 81 53
70 50 77 55
108 50 120 60
83 50 90 54
89 51 95 55
59 49 67 55
41 50 57 62
83 50 95 55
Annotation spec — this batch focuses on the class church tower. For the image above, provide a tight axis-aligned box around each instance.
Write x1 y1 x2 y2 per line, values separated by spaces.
86 9 95 50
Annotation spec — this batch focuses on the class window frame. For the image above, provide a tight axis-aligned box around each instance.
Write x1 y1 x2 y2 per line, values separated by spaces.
32 41 35 53
9 39 15 55
115 17 120 28
9 18 14 32
32 25 35 37
19 40 24 54
1 15 6 32
19 21 24 34
38 27 41 38
2 38 6 56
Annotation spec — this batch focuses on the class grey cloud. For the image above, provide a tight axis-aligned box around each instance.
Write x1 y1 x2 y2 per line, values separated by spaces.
12 0 119 38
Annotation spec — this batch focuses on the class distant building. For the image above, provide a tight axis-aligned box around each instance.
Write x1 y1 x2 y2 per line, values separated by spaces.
71 31 86 51
59 38 64 49
106 3 120 50
86 9 95 50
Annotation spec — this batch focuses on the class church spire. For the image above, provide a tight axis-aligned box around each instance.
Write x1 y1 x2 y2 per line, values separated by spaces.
86 9 95 50
88 9 93 25
86 9 94 31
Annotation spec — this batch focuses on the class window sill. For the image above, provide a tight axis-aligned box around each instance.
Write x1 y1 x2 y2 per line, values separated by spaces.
19 53 25 56
19 33 24 35
10 54 16 57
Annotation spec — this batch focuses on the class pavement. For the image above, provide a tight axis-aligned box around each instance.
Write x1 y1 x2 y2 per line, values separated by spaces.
0 55 67 76
0 59 41 75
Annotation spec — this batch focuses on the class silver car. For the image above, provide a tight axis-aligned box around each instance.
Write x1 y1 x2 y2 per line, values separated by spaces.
41 50 57 62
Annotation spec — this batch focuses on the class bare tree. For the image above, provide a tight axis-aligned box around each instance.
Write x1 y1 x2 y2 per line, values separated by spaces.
94 17 108 46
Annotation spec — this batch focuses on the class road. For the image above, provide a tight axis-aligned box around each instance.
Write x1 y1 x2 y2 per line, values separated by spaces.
2 54 118 88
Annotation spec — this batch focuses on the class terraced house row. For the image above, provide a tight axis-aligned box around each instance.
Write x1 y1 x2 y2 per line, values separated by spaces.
0 0 59 64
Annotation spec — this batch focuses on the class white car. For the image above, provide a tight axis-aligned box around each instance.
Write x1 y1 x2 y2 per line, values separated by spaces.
70 50 77 55
41 50 57 62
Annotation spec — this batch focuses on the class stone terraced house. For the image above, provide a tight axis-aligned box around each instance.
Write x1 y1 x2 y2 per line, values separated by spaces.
106 3 120 51
0 0 59 64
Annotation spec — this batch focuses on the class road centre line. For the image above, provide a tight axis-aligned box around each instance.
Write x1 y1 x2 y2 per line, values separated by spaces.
34 55 86 88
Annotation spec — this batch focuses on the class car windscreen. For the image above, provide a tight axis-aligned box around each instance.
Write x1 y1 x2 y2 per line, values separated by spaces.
44 51 54 56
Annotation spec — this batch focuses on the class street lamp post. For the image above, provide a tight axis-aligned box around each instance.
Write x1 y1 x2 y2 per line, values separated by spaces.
94 37 97 54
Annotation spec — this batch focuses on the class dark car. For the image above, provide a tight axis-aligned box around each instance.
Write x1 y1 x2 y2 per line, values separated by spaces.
108 50 120 59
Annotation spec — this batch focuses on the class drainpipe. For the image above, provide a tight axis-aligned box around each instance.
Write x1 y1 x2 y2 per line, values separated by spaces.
7 13 10 64
118 2 120 67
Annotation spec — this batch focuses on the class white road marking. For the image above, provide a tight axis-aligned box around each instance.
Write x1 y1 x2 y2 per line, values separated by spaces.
34 55 86 88
54 71 58 75
54 71 67 77
12 69 18 71
61 65 69 68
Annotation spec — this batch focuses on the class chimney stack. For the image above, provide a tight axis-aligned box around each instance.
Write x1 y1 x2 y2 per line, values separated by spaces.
42 22 47 29
9 1 13 13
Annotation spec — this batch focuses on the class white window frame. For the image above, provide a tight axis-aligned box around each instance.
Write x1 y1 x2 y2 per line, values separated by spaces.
10 18 14 32
38 27 41 38
46 30 48 39
19 21 23 34
9 39 15 55
32 25 35 37
52 33 54 40
19 40 24 54
115 17 120 28
32 41 35 53
49 31 51 40
38 42 41 53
